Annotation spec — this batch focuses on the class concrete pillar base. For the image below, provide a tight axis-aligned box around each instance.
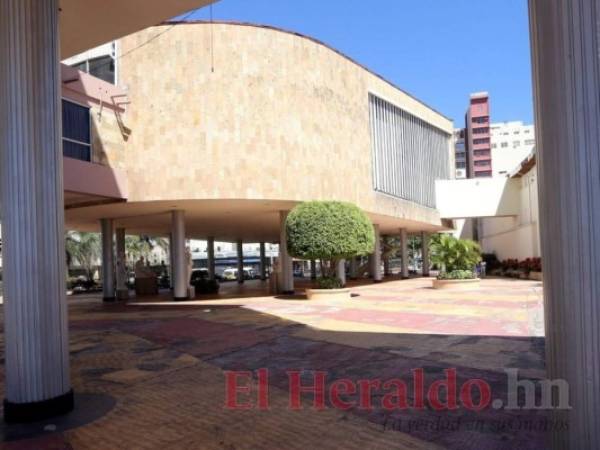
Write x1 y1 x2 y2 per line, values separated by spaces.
4 389 74 424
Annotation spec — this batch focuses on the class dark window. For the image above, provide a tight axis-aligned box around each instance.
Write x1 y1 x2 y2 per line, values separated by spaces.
473 127 489 134
88 55 115 84
472 116 489 124
62 99 91 162
475 171 493 177
473 138 490 145
474 150 490 157
474 160 489 167
72 55 115 85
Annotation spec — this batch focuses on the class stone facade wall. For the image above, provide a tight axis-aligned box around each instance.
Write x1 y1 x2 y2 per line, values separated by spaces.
112 22 453 226
91 105 128 169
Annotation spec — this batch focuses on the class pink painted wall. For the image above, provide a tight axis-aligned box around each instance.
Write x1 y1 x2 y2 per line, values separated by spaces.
60 64 127 112
63 156 128 200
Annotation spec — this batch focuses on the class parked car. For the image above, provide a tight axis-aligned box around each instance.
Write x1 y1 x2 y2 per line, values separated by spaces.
222 267 256 281
190 268 219 294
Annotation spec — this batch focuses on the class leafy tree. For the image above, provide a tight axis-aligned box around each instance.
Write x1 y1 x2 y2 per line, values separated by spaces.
65 231 101 282
429 234 481 275
125 235 168 265
286 201 375 285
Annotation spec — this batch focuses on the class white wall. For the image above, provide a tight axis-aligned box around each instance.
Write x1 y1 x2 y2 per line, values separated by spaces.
479 166 540 260
490 121 535 177
436 177 521 219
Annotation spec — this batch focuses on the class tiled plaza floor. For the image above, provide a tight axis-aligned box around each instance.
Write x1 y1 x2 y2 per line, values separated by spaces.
0 277 547 450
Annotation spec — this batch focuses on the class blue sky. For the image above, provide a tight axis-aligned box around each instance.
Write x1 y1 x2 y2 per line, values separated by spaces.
187 0 533 127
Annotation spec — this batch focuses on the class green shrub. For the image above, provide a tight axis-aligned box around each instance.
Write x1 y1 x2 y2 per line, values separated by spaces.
430 234 481 278
437 270 476 280
286 201 375 287
316 277 343 289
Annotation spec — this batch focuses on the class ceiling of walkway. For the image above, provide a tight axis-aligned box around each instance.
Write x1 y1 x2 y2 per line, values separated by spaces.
59 0 216 58
65 199 446 242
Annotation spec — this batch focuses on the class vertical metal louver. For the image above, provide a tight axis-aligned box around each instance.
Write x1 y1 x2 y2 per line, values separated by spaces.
369 93 450 208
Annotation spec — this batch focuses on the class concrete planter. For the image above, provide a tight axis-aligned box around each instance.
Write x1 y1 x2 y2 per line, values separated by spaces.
305 288 351 300
529 271 543 281
432 278 480 290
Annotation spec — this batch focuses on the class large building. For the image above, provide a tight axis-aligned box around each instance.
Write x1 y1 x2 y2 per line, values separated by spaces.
61 21 454 299
490 121 535 177
464 92 492 178
456 92 492 178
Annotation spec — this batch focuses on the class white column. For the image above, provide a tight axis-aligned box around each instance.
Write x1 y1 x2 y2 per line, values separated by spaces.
530 2 600 448
115 228 128 299
400 229 409 279
171 211 188 300
279 211 294 294
0 0 73 422
421 231 430 277
336 260 346 286
236 240 244 284
207 237 216 280
371 224 382 282
100 219 115 302
259 242 267 280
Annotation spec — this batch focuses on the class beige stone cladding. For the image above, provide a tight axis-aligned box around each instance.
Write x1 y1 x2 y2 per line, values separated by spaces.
111 22 453 227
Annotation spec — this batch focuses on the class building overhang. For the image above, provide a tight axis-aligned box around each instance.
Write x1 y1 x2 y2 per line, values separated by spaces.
59 0 217 59
63 157 128 209
510 150 537 178
65 199 447 242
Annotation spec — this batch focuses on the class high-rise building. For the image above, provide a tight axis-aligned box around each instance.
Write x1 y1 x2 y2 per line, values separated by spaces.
490 121 535 177
464 92 492 178
454 129 467 179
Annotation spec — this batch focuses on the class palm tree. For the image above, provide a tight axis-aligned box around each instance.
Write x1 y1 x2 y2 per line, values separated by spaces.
65 231 101 282
125 235 169 265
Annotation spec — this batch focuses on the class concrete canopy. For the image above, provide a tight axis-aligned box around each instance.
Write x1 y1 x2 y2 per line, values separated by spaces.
59 0 216 58
65 199 446 243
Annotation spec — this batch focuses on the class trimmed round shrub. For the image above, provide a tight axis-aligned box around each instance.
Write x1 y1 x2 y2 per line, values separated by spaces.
286 201 375 282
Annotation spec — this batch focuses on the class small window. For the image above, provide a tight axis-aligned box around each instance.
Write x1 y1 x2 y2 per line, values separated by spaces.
62 99 91 162
501 142 508 148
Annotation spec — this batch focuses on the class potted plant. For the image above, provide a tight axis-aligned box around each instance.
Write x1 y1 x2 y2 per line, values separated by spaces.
430 234 482 290
286 201 375 300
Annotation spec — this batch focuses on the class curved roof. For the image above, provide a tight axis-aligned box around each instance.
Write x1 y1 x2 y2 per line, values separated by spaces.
165 20 452 122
